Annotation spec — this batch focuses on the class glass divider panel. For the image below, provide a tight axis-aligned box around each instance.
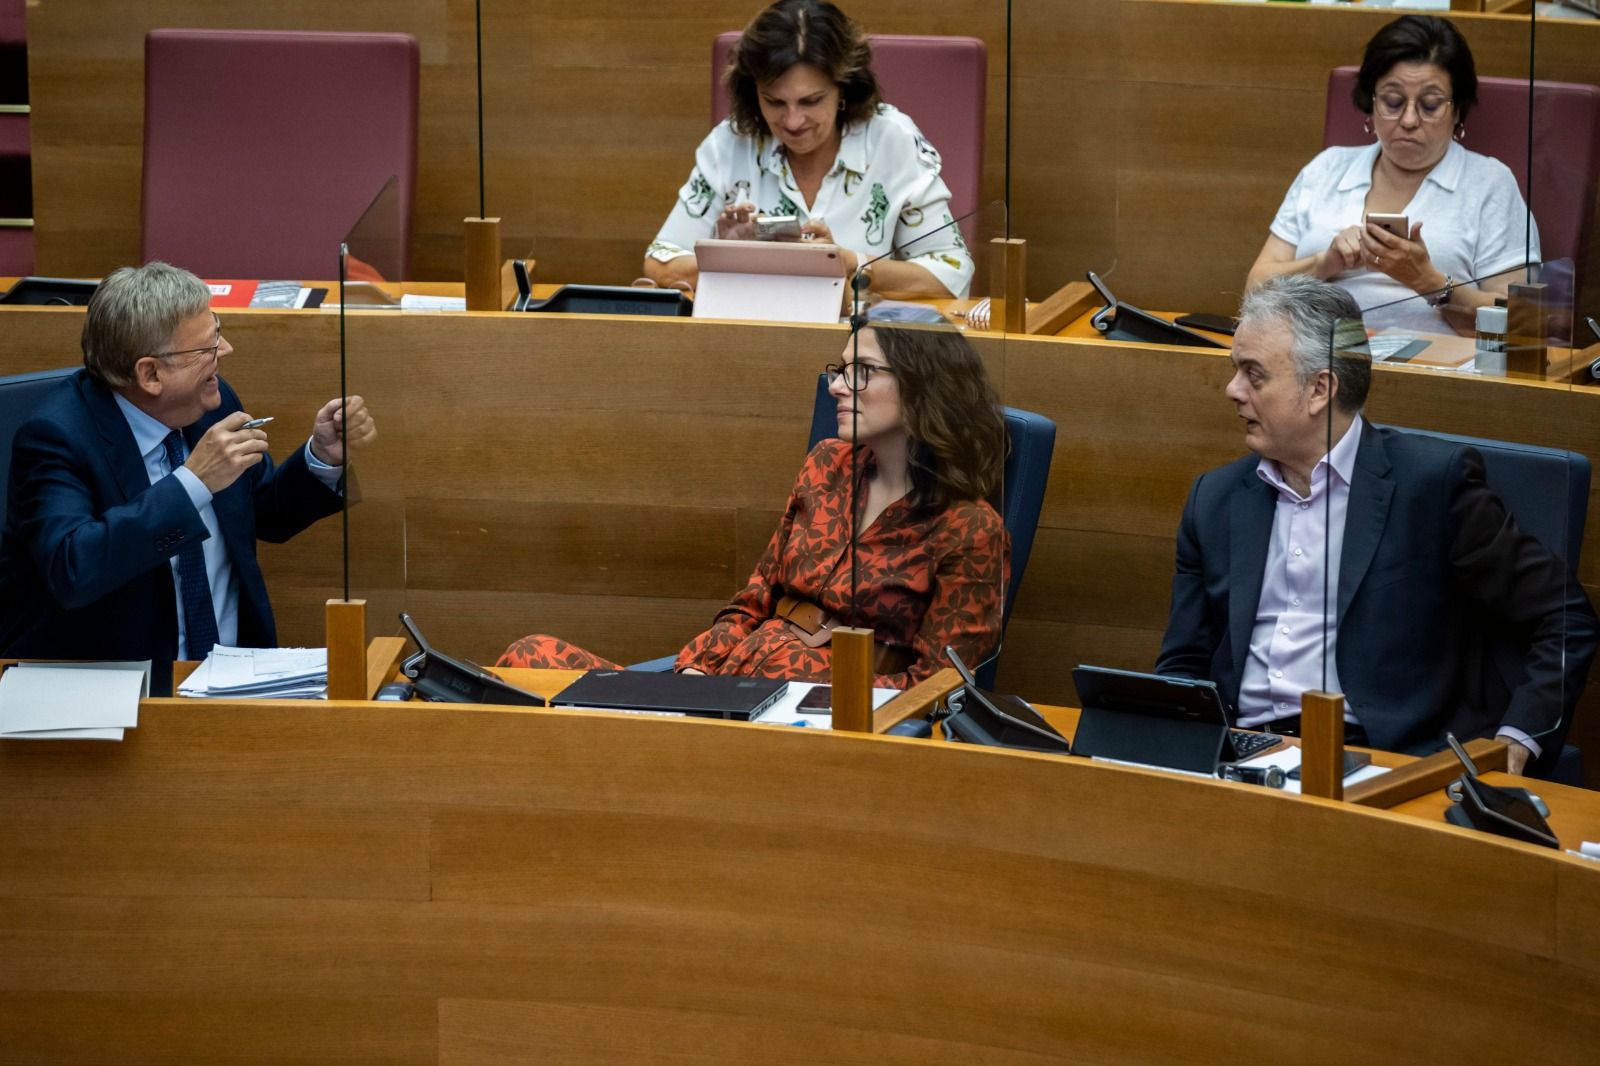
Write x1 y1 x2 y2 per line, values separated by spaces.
338 178 409 659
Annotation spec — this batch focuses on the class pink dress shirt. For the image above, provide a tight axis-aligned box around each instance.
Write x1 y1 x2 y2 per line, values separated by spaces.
1237 415 1363 729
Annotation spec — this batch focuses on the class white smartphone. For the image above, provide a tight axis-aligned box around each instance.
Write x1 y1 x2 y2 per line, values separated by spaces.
754 214 803 240
1365 212 1409 240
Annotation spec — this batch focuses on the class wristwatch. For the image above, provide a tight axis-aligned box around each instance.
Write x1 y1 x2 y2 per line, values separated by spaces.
1431 275 1455 307
851 262 873 295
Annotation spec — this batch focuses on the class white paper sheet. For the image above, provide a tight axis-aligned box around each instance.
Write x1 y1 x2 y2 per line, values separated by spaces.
0 661 150 740
752 681 900 731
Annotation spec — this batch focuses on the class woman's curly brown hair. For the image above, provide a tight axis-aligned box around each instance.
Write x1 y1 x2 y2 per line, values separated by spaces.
857 324 1006 512
725 1 881 139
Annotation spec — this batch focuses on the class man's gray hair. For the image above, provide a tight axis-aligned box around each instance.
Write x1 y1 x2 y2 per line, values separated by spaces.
82 262 213 388
1238 275 1372 413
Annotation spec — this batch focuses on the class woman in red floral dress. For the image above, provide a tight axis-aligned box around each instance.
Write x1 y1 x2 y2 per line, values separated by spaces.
498 322 1009 689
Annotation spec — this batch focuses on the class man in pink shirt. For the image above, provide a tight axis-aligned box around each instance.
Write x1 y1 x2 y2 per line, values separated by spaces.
1156 275 1595 775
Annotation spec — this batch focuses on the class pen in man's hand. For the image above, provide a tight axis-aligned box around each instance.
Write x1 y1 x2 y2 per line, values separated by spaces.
242 417 274 429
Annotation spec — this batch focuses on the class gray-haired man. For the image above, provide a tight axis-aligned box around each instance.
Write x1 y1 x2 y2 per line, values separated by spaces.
0 262 376 694
1156 275 1594 774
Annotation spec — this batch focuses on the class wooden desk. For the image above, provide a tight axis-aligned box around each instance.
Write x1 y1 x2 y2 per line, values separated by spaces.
1025 700 1600 848
4 302 1598 779
2 689 1596 1063
1055 305 1594 383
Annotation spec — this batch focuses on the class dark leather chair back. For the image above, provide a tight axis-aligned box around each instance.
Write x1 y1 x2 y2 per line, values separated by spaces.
0 367 76 538
1389 424 1592 783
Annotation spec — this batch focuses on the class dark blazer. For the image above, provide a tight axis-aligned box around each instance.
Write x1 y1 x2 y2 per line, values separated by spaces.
1156 421 1597 755
0 370 342 695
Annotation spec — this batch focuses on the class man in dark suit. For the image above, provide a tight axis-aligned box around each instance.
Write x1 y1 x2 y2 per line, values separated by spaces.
0 262 376 694
1156 275 1595 774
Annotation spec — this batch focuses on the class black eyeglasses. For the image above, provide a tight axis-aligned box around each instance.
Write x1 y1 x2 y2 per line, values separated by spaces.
825 361 894 392
151 313 224 363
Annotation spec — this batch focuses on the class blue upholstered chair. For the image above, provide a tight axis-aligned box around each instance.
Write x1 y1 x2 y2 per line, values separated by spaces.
0 367 75 540
1386 425 1592 785
635 375 1056 695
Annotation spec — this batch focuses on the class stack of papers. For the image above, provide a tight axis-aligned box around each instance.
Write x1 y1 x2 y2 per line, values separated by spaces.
178 646 328 700
0 661 150 741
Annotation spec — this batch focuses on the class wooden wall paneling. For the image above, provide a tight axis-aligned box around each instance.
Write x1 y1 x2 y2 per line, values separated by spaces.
26 0 1011 284
1007 1 1600 309
26 1 458 279
27 0 1599 302
3 701 1597 1061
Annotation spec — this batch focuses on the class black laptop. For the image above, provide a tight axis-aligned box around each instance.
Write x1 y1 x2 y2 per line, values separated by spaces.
1071 665 1279 774
551 670 788 720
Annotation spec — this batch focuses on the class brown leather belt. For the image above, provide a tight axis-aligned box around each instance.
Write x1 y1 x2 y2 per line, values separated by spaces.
775 593 912 675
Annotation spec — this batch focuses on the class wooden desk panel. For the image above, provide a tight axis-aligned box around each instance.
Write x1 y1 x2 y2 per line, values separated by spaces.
4 305 1598 773
1 698 1596 1063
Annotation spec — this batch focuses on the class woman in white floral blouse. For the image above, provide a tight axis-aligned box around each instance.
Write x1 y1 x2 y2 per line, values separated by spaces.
643 0 974 299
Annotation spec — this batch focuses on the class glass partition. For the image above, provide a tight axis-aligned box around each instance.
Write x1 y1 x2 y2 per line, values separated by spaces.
336 179 409 642
1325 253 1585 772
836 201 1009 696
1309 0 1597 773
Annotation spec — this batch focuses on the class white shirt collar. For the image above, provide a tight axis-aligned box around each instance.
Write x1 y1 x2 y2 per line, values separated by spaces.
112 390 178 461
1256 413 1365 502
757 112 873 185
1335 139 1465 194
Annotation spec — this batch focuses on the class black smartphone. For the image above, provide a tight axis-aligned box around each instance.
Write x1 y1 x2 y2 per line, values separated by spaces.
1174 312 1239 336
1288 751 1372 781
797 685 832 711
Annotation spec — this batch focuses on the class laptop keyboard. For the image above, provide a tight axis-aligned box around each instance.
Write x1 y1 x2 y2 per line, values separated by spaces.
1229 729 1282 761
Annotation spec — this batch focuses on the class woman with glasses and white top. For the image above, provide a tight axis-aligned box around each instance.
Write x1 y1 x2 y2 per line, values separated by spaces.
499 319 1008 690
1246 15 1538 334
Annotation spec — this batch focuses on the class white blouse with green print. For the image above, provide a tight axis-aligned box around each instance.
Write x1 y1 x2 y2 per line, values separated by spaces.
647 103 974 298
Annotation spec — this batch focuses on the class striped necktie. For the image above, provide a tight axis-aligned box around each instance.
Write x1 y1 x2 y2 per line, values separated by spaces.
162 431 219 660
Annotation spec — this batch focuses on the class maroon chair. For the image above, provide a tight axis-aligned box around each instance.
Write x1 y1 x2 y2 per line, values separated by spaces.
711 33 986 243
141 29 419 280
1324 67 1600 307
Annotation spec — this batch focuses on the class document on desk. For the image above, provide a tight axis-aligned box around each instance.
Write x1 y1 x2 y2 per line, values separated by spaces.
179 646 327 699
399 294 467 312
752 682 900 730
1237 744 1390 795
0 661 150 740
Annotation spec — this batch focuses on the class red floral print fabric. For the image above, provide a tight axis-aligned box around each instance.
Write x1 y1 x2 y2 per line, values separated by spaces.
500 440 1007 689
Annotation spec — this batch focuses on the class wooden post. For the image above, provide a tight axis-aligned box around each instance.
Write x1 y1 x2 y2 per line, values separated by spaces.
1299 690 1345 800
830 627 875 733
464 217 503 312
989 237 1027 334
325 599 367 701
